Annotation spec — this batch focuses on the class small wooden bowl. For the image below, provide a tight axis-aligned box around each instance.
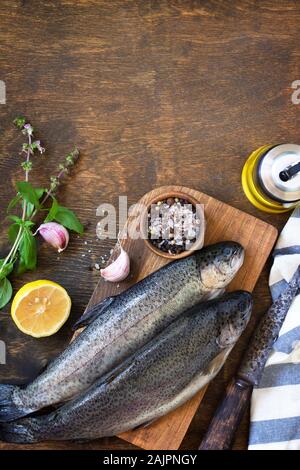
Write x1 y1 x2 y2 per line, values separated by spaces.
141 190 205 259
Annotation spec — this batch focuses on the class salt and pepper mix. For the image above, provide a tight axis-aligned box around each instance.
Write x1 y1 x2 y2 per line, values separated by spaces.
147 197 202 255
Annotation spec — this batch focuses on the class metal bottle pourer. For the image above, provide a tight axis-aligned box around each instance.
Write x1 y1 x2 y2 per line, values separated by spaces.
242 143 300 213
279 161 300 182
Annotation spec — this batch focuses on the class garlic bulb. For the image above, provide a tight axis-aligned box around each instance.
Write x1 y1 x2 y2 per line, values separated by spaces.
36 222 69 253
100 247 130 282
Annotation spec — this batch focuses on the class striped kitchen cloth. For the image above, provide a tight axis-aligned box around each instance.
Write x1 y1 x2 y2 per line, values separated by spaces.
248 206 300 450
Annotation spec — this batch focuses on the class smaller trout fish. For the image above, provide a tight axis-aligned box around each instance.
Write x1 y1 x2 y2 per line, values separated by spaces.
0 291 253 443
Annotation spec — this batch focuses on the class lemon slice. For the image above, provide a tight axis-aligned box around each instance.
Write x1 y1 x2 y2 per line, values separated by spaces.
11 280 71 338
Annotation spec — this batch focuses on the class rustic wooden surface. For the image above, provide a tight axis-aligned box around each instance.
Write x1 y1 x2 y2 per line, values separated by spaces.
0 0 298 450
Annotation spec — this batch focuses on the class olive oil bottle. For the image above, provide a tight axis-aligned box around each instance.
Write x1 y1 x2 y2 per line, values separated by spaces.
242 144 300 213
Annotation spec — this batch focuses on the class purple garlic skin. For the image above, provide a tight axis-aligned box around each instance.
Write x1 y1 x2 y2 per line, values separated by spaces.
36 222 69 253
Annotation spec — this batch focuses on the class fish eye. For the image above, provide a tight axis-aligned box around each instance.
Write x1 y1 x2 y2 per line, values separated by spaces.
223 247 232 257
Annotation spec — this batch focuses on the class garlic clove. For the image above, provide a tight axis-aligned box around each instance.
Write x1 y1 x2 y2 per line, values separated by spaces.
100 247 130 282
36 222 69 253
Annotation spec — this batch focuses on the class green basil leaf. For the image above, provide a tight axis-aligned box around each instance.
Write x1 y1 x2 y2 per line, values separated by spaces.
0 260 14 280
26 202 35 218
7 194 22 213
0 277 13 309
7 215 23 224
44 197 59 223
54 205 84 234
18 227 37 271
23 228 37 270
21 188 46 219
25 188 45 217
24 220 35 228
35 188 46 199
17 257 27 275
16 181 40 209
8 223 20 243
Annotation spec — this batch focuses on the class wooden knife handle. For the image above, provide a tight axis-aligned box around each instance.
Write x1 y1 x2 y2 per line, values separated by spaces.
199 377 253 450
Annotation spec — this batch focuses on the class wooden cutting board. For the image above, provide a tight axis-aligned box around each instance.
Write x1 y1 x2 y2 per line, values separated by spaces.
76 185 278 450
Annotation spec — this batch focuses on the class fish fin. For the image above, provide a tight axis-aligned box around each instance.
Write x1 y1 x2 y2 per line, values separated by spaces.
101 369 120 385
132 418 158 430
72 296 116 330
0 420 37 443
203 348 232 378
102 359 132 385
72 438 92 444
190 351 231 393
36 359 50 374
96 350 139 388
0 385 30 423
205 288 225 301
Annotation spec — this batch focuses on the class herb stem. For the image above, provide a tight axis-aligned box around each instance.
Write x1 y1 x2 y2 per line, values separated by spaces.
0 135 31 275
30 167 65 222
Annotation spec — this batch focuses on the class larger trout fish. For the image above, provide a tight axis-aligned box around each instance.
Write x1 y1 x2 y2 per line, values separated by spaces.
0 241 244 422
0 291 253 443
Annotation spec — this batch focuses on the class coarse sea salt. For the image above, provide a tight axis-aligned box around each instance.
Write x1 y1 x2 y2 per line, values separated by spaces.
148 198 202 255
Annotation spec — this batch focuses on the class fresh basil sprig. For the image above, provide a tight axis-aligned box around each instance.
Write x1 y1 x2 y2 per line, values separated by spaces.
0 118 83 309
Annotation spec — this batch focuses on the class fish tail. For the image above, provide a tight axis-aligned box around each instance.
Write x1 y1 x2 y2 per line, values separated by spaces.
0 384 29 422
0 420 38 444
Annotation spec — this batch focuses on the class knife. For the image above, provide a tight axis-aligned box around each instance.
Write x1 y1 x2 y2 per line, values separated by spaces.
199 265 300 450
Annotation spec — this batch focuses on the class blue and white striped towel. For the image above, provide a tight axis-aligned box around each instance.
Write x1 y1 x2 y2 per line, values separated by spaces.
248 206 300 450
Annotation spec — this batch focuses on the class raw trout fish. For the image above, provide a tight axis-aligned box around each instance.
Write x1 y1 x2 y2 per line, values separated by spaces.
0 291 253 443
0 241 244 422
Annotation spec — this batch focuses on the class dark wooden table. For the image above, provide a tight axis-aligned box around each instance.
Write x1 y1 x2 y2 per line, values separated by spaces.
0 0 298 450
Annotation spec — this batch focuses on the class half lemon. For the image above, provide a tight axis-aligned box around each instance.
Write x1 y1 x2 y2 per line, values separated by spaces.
11 280 71 338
